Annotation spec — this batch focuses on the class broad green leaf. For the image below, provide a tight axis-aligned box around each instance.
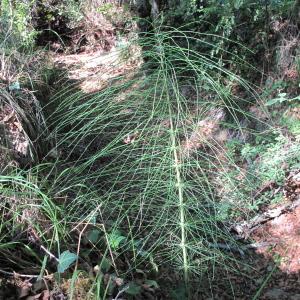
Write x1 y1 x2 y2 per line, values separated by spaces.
234 0 243 9
9 81 20 91
87 229 102 243
107 230 126 250
125 282 141 295
145 279 159 289
100 257 112 273
265 98 280 106
171 285 187 300
57 250 77 273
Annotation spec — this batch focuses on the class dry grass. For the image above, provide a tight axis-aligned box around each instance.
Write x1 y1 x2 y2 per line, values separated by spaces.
272 20 300 80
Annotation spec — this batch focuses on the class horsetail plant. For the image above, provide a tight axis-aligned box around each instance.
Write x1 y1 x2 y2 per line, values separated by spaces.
44 25 265 295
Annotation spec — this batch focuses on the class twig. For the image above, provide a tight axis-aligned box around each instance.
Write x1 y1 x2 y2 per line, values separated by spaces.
252 180 276 199
69 207 101 300
209 241 277 256
73 204 103 279
98 209 119 277
40 245 59 262
0 269 52 279
113 286 129 300
232 197 300 239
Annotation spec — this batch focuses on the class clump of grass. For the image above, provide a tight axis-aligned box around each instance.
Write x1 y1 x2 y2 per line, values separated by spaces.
0 87 49 166
0 168 64 273
0 3 52 167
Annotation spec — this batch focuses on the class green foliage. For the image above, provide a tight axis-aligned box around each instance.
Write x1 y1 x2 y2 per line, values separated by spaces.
87 229 102 244
0 0 37 49
97 3 114 14
266 92 300 106
217 120 300 219
281 114 300 137
107 230 126 250
238 133 299 207
57 250 78 273
125 282 141 296
252 134 300 184
0 170 65 274
161 0 297 80
96 1 132 28
241 142 262 162
1 0 298 297
34 0 84 36
56 0 83 29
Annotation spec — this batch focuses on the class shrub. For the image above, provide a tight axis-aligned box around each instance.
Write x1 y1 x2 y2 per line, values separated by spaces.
0 0 37 49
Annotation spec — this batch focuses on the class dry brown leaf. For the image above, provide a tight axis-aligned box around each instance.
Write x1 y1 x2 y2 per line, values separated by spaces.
18 281 32 298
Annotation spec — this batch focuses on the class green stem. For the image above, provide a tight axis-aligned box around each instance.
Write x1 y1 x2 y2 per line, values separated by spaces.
169 108 189 288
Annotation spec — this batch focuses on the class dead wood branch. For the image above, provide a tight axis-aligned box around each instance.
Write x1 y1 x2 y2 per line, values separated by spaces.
231 197 300 239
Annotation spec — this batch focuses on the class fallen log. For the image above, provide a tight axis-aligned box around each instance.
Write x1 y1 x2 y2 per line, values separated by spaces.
231 197 300 239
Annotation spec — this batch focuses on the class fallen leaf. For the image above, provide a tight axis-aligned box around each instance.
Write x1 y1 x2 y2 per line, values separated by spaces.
18 281 32 298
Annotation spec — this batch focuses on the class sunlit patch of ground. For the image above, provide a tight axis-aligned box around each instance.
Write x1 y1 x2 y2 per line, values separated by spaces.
252 198 300 273
53 39 142 93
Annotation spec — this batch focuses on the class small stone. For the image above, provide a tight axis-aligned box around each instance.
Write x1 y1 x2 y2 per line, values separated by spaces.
94 265 100 273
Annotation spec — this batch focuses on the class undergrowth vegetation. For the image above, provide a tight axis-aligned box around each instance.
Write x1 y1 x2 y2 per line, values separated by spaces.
49 27 254 275
0 0 299 299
